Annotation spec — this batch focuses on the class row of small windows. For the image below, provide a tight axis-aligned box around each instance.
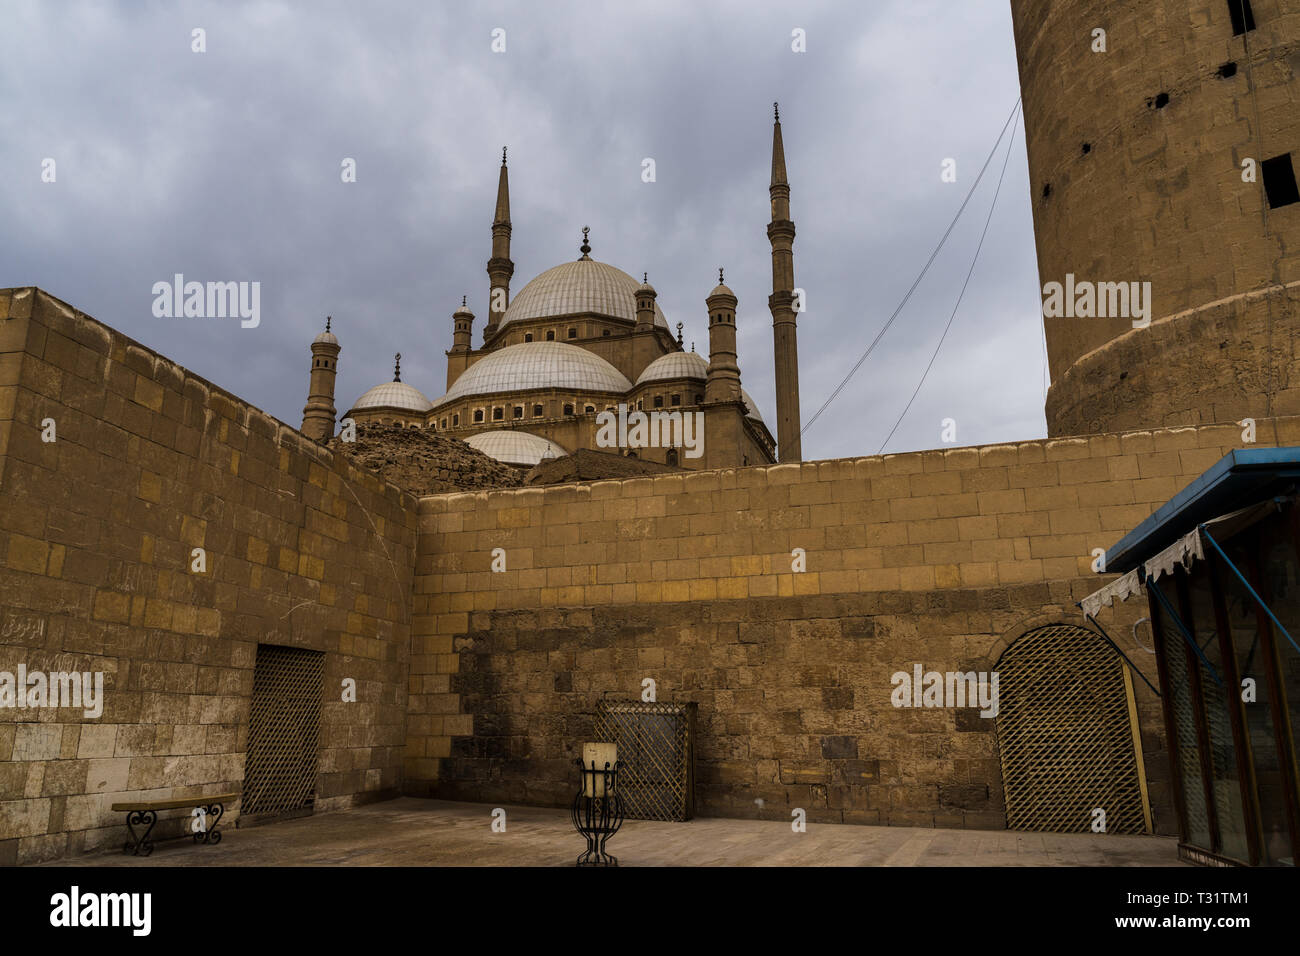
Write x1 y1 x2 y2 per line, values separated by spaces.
523 328 581 342
452 391 711 425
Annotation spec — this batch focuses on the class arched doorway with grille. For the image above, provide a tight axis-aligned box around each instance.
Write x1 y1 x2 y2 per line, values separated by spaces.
995 623 1152 833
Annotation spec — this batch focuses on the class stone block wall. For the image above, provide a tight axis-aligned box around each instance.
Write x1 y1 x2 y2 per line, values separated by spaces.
409 414 1300 831
0 288 417 863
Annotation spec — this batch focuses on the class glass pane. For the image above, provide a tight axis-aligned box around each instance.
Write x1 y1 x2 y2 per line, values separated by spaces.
1186 563 1251 862
1155 578 1212 849
1219 530 1292 864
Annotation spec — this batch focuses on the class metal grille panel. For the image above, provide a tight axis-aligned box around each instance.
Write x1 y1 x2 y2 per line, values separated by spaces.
594 700 695 822
997 624 1149 833
242 644 325 817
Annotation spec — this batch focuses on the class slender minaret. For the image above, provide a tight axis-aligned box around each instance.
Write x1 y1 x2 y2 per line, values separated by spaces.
705 269 741 403
301 316 340 441
768 102 802 462
452 296 474 352
484 147 514 343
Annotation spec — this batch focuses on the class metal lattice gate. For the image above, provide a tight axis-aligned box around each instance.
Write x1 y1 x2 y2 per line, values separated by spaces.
996 624 1151 833
594 700 696 821
242 644 326 819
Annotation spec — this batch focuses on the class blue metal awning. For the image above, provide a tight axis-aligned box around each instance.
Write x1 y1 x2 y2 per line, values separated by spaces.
1104 447 1300 573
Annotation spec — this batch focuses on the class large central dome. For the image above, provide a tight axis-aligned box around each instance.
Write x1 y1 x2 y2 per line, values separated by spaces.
436 341 633 406
500 258 668 329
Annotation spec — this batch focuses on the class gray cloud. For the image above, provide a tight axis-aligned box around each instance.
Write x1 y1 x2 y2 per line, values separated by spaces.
1 0 1046 463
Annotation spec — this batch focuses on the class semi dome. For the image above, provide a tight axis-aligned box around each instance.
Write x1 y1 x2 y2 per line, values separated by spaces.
437 341 633 405
636 351 706 385
741 388 765 423
501 259 668 330
350 381 434 413
465 430 567 467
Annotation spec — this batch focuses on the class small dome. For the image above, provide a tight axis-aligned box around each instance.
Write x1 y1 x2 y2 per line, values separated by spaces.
501 258 668 330
453 300 474 318
708 283 735 299
636 351 706 385
636 274 657 296
314 330 339 345
350 381 434 414
437 341 633 406
465 430 567 467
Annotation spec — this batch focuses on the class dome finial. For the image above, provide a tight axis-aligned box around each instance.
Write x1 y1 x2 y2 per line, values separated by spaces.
774 101 780 122
394 352 402 382
676 321 684 346
580 225 591 259
644 272 648 283
719 267 725 284
502 146 507 166
462 295 467 307
325 315 331 333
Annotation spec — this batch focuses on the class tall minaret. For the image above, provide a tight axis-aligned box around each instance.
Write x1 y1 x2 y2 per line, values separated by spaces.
483 147 514 343
768 102 802 462
301 316 340 441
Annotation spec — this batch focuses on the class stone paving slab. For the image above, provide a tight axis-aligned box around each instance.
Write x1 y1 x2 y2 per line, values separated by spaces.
42 798 1185 867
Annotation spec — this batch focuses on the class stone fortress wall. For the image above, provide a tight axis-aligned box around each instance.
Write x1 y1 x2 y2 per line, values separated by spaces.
408 412 1300 830
5 282 1300 861
0 288 416 864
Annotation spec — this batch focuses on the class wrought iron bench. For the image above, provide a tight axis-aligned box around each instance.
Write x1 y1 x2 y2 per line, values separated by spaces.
111 792 238 856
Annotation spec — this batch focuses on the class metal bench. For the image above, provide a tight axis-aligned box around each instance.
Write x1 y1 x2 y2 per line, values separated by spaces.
111 792 238 856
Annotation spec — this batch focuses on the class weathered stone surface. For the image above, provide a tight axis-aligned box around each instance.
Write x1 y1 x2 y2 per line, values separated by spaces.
0 290 416 861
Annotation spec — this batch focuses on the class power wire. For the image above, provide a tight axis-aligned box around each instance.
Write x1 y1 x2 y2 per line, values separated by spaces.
799 97 1022 443
877 103 1021 453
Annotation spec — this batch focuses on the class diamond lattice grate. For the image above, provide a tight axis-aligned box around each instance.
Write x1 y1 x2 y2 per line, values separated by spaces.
996 624 1148 833
242 644 326 817
594 700 695 822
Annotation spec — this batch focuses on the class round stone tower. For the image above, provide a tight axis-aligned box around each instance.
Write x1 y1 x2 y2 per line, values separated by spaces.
1011 0 1300 436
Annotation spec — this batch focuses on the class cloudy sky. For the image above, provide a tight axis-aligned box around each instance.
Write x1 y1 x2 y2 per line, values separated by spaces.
2 0 1046 463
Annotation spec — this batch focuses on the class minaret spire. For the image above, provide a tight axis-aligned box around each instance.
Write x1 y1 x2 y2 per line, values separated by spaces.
484 147 514 342
768 102 802 462
771 102 788 189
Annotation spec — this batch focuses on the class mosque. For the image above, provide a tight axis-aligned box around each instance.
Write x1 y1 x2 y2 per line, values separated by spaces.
299 109 805 471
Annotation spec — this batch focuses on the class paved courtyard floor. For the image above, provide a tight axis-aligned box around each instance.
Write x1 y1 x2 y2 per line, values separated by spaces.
48 797 1184 867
